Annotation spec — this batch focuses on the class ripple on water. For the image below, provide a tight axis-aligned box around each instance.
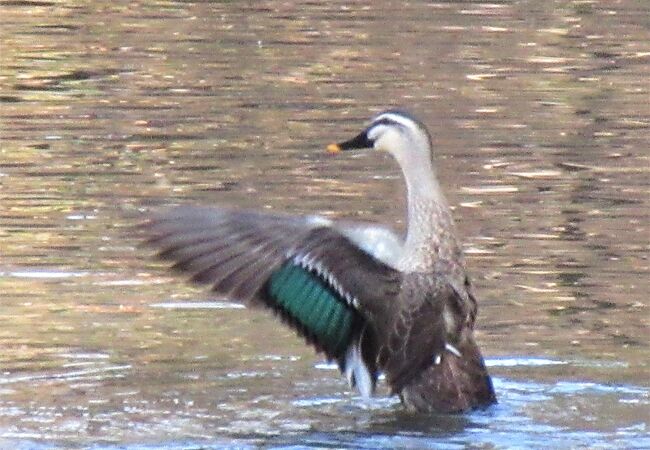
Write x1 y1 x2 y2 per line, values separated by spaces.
149 301 246 310
3 270 88 279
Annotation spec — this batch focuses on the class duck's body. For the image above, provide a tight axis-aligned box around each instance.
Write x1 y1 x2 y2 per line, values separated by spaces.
143 110 496 413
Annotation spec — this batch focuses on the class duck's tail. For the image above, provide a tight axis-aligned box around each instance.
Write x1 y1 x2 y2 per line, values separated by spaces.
399 334 496 413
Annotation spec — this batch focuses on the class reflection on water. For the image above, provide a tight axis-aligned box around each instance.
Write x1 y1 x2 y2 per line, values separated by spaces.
1 0 649 447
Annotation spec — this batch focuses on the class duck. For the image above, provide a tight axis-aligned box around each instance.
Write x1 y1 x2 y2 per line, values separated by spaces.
141 110 497 413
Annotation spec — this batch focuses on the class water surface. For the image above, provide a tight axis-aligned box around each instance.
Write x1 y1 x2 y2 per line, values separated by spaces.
1 0 649 448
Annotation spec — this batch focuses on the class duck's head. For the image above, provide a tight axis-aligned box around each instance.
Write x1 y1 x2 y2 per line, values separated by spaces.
327 110 433 168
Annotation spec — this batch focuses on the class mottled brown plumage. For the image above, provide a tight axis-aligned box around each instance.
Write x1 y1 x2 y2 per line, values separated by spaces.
140 110 496 413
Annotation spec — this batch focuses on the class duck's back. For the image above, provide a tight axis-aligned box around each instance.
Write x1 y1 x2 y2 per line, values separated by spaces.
371 270 495 413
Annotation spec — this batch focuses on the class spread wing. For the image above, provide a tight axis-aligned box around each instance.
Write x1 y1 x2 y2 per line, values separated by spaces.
140 205 402 392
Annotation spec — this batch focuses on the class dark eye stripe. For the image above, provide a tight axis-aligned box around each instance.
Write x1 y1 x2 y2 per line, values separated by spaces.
372 117 407 130
373 118 393 126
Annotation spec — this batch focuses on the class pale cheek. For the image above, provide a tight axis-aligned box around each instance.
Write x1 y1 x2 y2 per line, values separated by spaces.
376 134 402 154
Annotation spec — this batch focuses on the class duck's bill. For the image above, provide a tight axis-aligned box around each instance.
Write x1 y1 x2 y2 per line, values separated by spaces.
326 143 342 154
327 130 373 154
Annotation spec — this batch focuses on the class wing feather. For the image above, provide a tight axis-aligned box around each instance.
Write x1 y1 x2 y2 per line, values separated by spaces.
141 206 406 396
141 205 402 321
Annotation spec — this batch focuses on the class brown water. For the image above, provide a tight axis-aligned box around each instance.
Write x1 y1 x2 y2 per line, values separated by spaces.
1 1 649 448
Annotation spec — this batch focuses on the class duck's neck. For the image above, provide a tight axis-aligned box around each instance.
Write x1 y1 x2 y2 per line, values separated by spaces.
398 156 461 272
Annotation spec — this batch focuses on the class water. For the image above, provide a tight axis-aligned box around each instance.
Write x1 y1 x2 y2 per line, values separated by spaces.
1 0 649 448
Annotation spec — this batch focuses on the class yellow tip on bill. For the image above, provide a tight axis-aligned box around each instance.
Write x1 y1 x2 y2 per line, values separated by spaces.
327 143 341 154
